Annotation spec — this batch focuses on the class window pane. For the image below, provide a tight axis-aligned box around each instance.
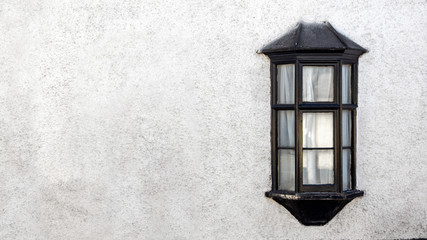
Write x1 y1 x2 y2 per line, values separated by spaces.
278 149 295 191
342 65 352 104
303 150 334 185
303 112 333 148
342 110 352 147
343 149 352 191
278 111 295 147
303 66 334 102
277 64 295 104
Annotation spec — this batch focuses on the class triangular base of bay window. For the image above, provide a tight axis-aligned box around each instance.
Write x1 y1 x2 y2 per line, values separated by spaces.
265 190 364 226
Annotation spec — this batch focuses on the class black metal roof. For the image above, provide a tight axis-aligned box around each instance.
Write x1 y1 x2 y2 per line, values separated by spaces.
261 21 367 54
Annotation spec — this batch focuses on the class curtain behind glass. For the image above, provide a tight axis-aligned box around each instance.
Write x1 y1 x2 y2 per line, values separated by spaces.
303 113 333 148
277 64 295 104
279 149 295 191
343 149 352 190
342 110 352 190
303 150 334 184
278 111 295 147
303 66 334 102
342 110 352 147
302 112 334 184
342 65 351 104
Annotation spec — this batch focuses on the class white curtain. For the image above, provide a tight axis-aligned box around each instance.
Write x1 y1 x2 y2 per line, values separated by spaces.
277 64 295 104
303 113 333 148
303 150 334 184
302 113 334 184
342 110 352 190
278 111 295 191
342 110 352 147
342 149 352 190
303 66 334 102
342 65 351 104
279 149 295 191
278 111 295 147
277 65 295 190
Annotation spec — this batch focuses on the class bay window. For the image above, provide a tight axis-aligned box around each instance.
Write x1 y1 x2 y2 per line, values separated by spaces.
261 21 367 225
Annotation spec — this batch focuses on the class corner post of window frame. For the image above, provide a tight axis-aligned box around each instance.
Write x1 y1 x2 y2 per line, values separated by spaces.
296 60 302 193
294 59 300 193
334 59 343 193
337 60 343 193
352 61 359 190
270 62 277 191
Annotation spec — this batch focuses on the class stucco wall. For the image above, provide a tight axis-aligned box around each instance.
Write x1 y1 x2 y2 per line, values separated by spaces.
0 0 426 239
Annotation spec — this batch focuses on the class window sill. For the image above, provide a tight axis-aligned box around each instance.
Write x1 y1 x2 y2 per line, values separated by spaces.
265 190 364 225
265 189 364 200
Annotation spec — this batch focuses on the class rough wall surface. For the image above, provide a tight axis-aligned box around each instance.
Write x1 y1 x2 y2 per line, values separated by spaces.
0 0 426 239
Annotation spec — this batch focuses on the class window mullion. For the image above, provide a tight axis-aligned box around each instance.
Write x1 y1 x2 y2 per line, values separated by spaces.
302 147 334 150
352 109 357 189
295 60 300 193
271 63 278 191
342 104 358 110
338 60 343 193
272 104 296 110
352 63 358 190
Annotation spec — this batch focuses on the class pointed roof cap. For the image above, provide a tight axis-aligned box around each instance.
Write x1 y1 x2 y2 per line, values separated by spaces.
261 21 367 54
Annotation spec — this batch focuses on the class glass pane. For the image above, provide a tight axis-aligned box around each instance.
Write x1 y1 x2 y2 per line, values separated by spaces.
303 66 334 102
303 150 334 185
278 149 295 191
303 112 333 148
342 65 352 104
278 111 295 147
343 149 352 191
342 110 352 147
277 64 295 104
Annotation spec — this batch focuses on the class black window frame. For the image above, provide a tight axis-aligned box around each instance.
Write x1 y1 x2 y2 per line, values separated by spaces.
261 21 367 226
270 53 359 194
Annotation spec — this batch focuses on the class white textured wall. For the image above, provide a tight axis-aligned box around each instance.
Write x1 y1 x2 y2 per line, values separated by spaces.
0 0 426 239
